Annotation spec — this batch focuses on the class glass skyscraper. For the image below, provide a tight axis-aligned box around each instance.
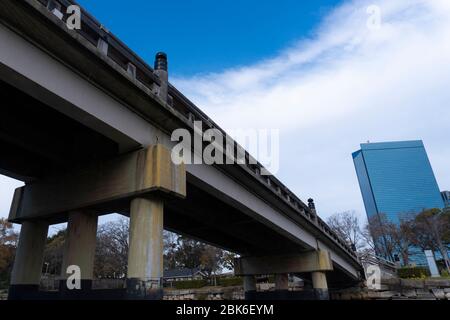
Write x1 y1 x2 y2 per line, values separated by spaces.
352 140 445 264
442 191 450 208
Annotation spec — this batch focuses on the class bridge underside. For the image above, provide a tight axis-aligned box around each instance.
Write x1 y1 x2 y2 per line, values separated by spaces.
0 78 119 182
1 0 363 300
1 71 359 291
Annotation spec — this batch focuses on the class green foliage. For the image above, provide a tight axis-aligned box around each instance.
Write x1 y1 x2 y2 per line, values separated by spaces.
43 229 66 276
397 266 430 279
172 279 208 289
0 219 18 289
94 219 129 278
164 234 237 276
217 277 243 287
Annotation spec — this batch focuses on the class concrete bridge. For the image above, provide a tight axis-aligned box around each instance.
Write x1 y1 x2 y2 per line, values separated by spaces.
0 0 364 300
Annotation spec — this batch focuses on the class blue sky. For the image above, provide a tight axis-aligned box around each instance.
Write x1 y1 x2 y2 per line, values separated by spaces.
77 0 343 76
1 0 450 227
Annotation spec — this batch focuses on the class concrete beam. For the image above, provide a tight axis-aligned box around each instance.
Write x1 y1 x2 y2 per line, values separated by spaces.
8 145 185 222
234 250 333 276
317 240 361 279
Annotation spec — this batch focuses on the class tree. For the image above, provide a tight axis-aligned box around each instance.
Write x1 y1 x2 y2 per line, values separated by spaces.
221 251 238 271
163 231 179 270
410 208 450 272
163 234 236 277
0 218 18 288
327 211 365 251
367 213 397 261
358 223 376 261
43 229 66 275
327 211 384 261
200 245 224 277
391 216 414 265
366 213 423 266
172 237 206 270
94 218 129 278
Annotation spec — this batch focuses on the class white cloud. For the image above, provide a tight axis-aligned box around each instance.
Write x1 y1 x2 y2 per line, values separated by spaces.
0 175 23 219
173 0 450 221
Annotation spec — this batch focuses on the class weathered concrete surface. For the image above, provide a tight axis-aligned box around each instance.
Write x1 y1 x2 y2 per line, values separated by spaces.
235 250 333 275
10 221 48 285
127 197 164 282
61 211 98 281
9 145 186 223
312 271 328 289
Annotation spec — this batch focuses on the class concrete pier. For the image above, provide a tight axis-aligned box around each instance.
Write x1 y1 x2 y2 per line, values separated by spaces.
312 271 329 300
127 197 164 299
8 221 48 299
243 275 257 299
60 211 98 295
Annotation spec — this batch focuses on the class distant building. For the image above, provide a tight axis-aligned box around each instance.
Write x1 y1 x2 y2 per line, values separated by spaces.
163 267 206 283
442 191 450 208
352 140 445 265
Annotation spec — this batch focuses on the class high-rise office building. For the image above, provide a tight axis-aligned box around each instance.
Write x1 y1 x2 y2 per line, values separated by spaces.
442 191 450 208
352 140 445 264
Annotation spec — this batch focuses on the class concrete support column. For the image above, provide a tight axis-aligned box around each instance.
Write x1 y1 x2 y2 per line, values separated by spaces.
127 197 164 300
9 221 48 299
60 211 98 295
243 275 257 300
275 274 289 291
312 271 329 300
272 274 289 300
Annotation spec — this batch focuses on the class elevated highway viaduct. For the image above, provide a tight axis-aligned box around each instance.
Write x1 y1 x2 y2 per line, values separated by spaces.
0 0 364 300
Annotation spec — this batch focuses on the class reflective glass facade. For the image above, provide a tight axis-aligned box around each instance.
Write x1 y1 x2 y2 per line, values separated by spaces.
442 191 450 208
352 140 445 264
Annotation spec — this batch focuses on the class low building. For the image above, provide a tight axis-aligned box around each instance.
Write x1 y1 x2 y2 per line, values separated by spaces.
163 268 207 282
